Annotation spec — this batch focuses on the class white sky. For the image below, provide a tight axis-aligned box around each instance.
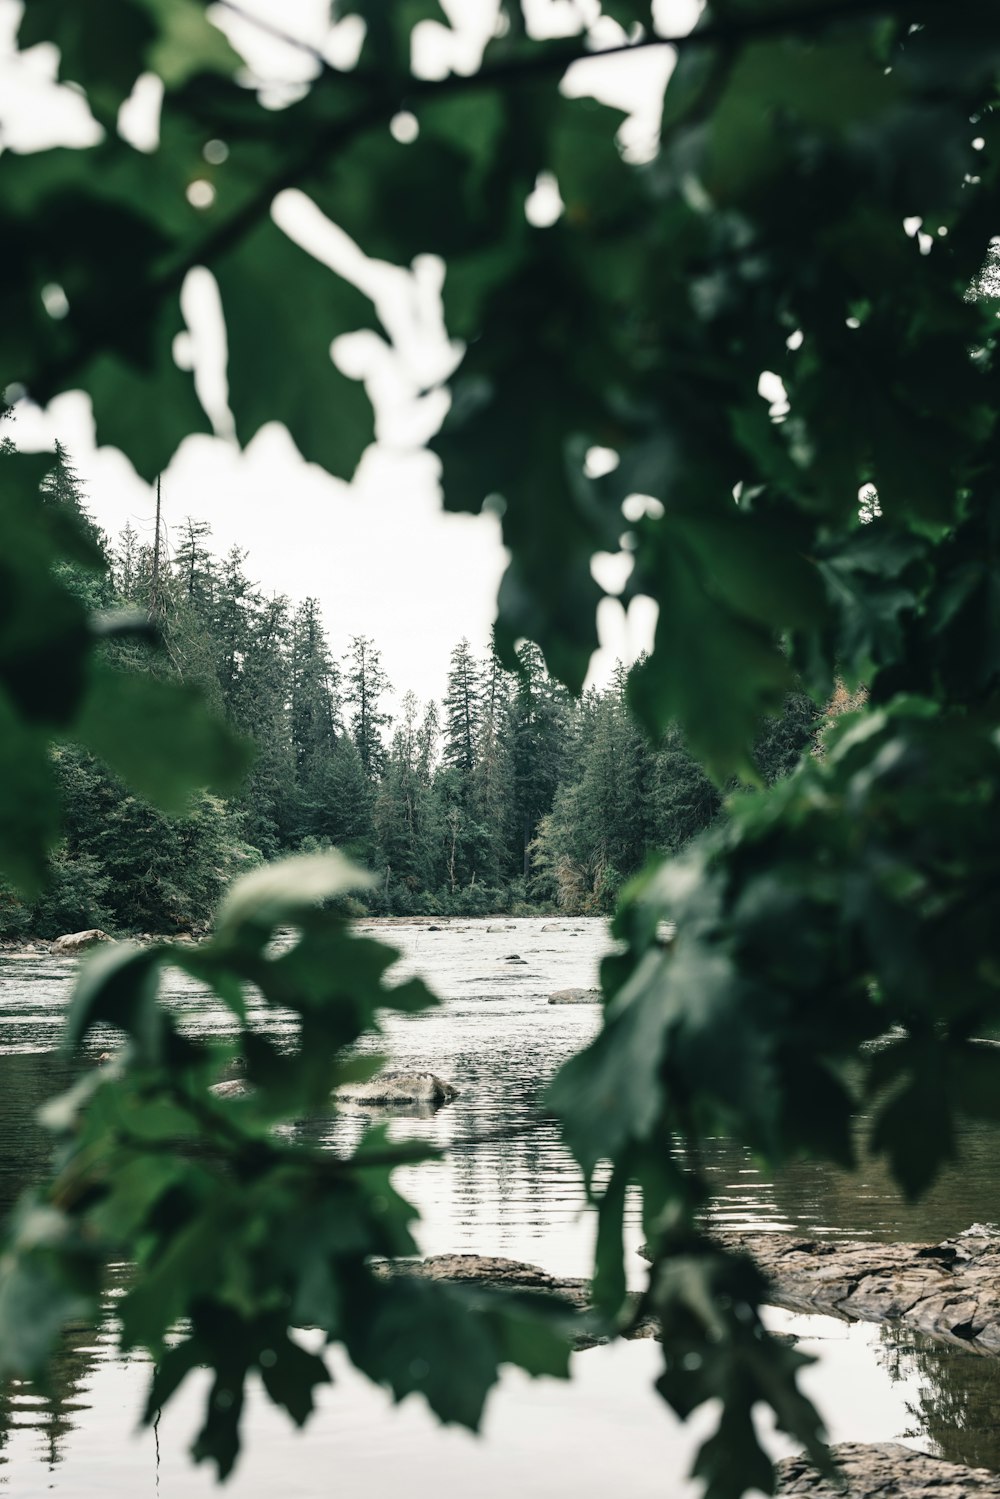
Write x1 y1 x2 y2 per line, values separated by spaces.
0 0 697 711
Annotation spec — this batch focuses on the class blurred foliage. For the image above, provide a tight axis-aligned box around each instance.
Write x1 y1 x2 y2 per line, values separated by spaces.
3 0 1000 1494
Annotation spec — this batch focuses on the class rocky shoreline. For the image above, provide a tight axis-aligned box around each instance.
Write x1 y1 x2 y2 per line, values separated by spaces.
709 1225 1000 1354
775 1442 1000 1496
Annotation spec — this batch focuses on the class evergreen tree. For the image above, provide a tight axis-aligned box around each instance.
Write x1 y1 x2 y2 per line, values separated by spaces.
343 635 391 782
288 598 344 843
442 638 481 773
374 691 438 900
509 642 572 879
471 638 514 885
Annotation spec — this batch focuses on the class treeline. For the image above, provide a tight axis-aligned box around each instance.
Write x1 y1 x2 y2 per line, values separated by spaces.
0 449 817 937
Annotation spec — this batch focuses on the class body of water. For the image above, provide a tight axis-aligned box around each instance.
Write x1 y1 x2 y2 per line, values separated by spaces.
1 917 998 1495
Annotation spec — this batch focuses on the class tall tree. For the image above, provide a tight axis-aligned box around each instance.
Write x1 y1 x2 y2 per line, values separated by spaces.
343 634 391 782
442 638 481 773
509 642 572 879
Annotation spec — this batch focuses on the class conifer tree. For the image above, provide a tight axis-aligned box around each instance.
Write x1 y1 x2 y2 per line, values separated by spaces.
442 638 481 773
343 635 391 781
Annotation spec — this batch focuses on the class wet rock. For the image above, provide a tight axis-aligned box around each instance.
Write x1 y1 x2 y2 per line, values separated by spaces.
334 1070 458 1107
503 954 526 963
375 1254 658 1348
548 988 601 1004
427 925 443 931
210 1079 249 1099
703 1226 1000 1355
776 1441 1000 1496
382 1254 589 1304
53 929 111 953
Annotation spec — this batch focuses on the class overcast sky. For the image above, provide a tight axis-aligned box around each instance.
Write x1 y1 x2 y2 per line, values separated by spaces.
0 0 696 710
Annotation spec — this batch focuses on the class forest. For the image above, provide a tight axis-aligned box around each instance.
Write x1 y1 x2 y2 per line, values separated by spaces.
0 442 816 939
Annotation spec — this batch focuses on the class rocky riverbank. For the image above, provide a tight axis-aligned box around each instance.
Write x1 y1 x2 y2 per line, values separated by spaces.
775 1442 1000 1496
712 1225 1000 1353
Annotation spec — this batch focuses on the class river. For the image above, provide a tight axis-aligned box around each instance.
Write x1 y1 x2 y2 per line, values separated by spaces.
1 916 999 1496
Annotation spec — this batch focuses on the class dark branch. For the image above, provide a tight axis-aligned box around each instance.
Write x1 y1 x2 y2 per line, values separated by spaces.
24 0 956 407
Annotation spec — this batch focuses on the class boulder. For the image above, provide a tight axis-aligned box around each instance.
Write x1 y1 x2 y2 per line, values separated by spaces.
541 923 561 932
503 954 526 963
335 1070 458 1107
548 988 601 1004
53 929 111 954
776 1442 1000 1496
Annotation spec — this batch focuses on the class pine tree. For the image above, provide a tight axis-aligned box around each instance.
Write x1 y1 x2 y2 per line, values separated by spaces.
343 635 391 781
374 691 438 900
442 638 481 773
288 598 344 843
509 642 572 879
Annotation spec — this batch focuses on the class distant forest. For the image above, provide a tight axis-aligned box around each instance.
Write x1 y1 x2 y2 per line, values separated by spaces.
1 447 818 938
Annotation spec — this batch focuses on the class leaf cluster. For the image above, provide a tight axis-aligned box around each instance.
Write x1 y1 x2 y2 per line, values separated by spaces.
0 853 572 1476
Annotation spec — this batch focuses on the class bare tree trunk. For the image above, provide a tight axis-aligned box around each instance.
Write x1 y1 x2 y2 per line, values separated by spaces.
150 473 162 618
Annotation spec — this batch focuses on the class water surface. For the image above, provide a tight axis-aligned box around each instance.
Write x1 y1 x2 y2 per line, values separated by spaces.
1 918 998 1495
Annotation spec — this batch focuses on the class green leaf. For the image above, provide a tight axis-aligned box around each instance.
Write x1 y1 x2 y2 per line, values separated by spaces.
258 1334 331 1425
0 1252 94 1378
0 450 92 728
592 1157 629 1315
215 851 373 940
548 948 671 1176
70 663 252 813
628 538 793 782
343 1275 502 1429
216 218 377 479
85 293 214 483
141 0 242 86
17 0 156 115
65 941 164 1049
0 688 59 894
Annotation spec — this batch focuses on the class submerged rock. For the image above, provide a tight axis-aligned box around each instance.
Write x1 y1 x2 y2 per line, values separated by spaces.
548 988 601 1004
335 1070 458 1107
776 1441 1000 1496
53 929 110 953
701 1226 1000 1354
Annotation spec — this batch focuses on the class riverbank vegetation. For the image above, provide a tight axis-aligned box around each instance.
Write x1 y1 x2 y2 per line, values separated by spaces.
0 447 817 938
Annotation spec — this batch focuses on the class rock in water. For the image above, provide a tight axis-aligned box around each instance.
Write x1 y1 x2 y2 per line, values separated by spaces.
210 1079 249 1099
548 988 601 1004
335 1070 458 1107
54 929 111 953
776 1442 1000 1496
700 1226 1000 1353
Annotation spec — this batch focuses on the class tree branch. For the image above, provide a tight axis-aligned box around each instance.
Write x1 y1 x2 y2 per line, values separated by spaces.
22 0 956 407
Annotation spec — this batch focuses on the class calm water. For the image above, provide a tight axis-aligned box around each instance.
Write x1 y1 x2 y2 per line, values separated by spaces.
1 917 999 1496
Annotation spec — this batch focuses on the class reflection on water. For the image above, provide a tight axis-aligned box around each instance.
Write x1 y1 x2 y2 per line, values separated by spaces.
877 1325 1000 1471
1 917 999 1492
